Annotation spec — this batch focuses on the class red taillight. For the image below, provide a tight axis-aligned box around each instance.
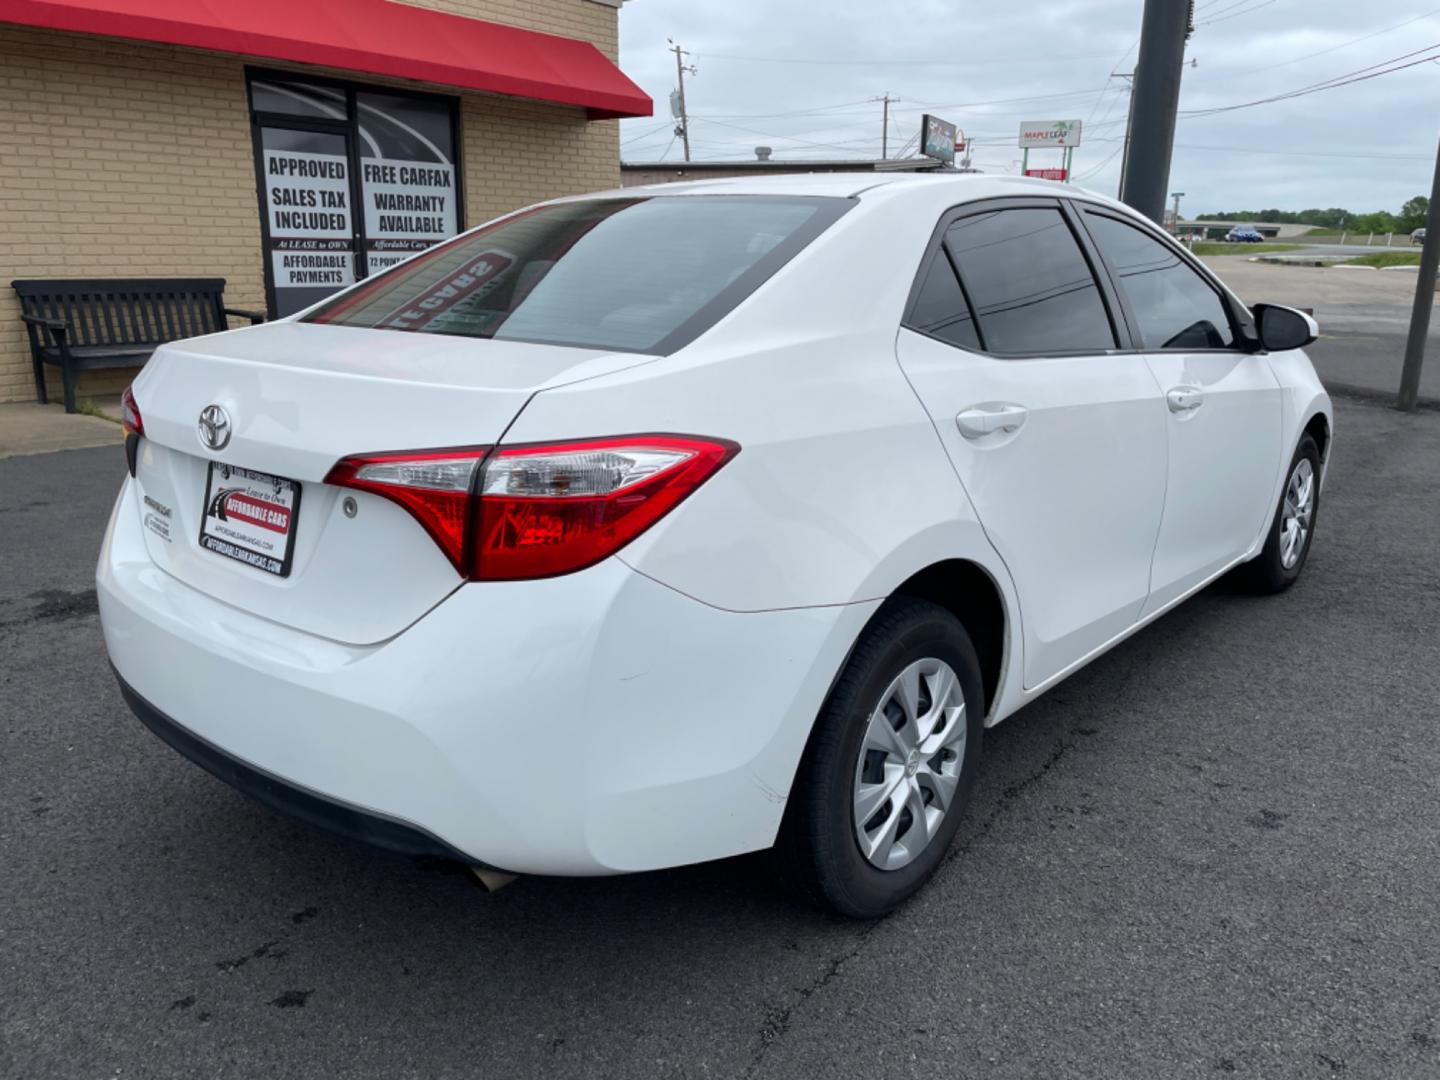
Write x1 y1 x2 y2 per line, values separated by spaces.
474 435 739 580
323 448 490 574
120 386 143 438
325 435 738 581
120 385 143 476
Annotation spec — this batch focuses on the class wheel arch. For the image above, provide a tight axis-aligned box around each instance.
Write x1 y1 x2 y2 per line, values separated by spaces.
887 559 1010 718
1303 410 1330 466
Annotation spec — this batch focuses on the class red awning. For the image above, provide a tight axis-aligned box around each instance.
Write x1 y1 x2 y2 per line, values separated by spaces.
0 0 652 119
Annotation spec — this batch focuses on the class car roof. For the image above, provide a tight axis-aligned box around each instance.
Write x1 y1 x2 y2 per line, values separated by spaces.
589 171 1122 204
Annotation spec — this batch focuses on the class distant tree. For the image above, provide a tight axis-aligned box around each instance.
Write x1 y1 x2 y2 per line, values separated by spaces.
1195 198 1426 232
1399 196 1430 232
1351 211 1398 234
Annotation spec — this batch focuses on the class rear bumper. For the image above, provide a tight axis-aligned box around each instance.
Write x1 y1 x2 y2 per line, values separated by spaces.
114 670 488 866
98 478 876 875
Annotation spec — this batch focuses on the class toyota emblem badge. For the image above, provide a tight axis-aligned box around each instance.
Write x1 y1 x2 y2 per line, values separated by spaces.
198 404 232 451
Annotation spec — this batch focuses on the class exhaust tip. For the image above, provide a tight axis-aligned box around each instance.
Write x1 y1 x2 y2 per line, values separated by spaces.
470 866 519 893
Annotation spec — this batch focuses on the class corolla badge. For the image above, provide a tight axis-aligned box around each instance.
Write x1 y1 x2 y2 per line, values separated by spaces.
198 404 232 451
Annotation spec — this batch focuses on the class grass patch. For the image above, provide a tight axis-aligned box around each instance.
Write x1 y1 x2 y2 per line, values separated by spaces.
1190 242 1301 256
1339 251 1422 269
76 398 120 423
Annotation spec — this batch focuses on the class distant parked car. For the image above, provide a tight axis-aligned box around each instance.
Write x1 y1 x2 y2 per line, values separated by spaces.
1226 227 1264 243
1413 228 1427 246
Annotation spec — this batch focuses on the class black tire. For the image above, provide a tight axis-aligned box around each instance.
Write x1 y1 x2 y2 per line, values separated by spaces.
1242 433 1321 594
774 598 984 919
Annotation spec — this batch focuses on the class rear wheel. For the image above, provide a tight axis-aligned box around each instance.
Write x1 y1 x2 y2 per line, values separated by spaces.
1243 434 1320 593
775 599 984 919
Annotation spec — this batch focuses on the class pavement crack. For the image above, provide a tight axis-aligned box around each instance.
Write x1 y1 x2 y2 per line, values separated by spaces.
948 736 1075 862
747 734 1078 1072
747 922 883 1075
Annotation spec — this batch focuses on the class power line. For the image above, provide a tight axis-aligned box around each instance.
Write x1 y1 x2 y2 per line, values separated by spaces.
1196 0 1279 26
694 49 1124 67
691 117 884 155
1247 8 1440 73
1088 136 1435 161
675 90 1112 150
910 85 1111 110
1180 43 1440 116
1073 143 1126 182
686 98 877 121
691 85 1112 130
620 121 673 145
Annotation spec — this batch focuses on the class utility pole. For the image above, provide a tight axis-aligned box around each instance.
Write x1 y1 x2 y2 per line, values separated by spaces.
1115 71 1135 201
1398 136 1440 411
668 40 697 163
1120 0 1195 224
873 93 897 159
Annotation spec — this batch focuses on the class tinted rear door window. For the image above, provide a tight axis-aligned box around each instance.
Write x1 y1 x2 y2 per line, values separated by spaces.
305 195 849 353
945 207 1116 355
907 250 982 350
1083 212 1236 350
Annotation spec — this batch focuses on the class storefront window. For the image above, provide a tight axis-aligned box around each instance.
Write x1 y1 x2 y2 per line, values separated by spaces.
249 79 348 120
257 127 357 316
248 73 461 318
355 91 458 277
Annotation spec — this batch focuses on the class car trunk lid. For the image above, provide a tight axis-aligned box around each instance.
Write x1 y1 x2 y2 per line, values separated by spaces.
127 321 652 644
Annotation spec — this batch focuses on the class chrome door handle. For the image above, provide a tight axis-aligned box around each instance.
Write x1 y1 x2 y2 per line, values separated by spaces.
1166 387 1204 413
957 404 1028 439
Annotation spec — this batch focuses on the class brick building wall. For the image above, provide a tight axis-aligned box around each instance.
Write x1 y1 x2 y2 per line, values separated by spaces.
0 0 624 406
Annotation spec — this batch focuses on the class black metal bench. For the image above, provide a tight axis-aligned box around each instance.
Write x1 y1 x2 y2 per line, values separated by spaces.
11 278 265 413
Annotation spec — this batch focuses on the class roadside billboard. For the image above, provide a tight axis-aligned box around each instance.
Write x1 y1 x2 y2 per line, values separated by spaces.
922 114 958 164
1024 168 1069 182
1019 119 1083 148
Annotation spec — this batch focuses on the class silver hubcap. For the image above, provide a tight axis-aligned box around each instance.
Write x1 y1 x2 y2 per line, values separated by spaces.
853 658 967 872
1280 458 1315 570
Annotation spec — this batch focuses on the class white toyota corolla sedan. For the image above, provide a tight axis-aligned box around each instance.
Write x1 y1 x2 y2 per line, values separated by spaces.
100 174 1331 917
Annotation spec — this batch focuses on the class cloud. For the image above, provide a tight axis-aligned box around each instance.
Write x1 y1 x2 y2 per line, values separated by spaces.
618 0 1440 213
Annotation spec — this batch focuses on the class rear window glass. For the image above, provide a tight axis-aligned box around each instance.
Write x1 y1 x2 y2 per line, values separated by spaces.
304 195 850 353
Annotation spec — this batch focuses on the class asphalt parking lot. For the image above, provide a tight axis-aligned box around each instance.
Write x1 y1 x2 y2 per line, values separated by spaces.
1201 255 1440 402
3 393 1439 1079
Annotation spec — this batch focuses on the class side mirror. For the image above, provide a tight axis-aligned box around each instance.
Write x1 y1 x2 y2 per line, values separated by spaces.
1252 303 1318 352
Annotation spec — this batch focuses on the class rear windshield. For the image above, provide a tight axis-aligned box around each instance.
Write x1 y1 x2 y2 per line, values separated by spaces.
304 195 850 353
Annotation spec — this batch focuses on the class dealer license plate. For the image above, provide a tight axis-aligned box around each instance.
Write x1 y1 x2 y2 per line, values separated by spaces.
198 462 302 577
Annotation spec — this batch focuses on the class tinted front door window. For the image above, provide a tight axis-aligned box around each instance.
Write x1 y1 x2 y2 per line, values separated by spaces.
1084 212 1236 350
945 208 1116 355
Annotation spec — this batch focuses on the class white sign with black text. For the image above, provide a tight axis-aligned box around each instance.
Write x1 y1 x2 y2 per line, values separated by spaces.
361 158 458 275
263 148 356 290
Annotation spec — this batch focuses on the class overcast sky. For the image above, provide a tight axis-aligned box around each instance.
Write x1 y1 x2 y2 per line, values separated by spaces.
615 1 1440 215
